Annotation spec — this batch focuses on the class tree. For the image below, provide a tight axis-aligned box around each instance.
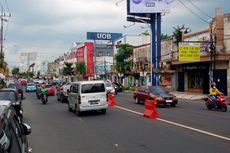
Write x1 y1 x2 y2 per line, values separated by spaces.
114 44 133 74
172 25 191 45
141 30 150 36
12 67 19 76
75 61 86 80
62 62 74 76
161 34 171 40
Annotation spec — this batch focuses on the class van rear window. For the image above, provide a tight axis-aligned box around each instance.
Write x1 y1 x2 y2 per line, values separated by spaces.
81 83 105 93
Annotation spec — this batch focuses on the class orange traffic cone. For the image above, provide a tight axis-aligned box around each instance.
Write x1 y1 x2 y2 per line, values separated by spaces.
143 99 160 118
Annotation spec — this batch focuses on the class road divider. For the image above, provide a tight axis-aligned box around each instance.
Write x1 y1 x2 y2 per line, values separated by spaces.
108 93 116 107
143 99 160 118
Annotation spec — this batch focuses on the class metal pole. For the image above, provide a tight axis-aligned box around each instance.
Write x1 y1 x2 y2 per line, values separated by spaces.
156 13 161 86
0 6 3 66
151 14 156 86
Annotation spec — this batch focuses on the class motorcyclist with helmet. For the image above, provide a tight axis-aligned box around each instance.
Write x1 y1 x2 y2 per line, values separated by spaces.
40 84 48 97
209 82 222 108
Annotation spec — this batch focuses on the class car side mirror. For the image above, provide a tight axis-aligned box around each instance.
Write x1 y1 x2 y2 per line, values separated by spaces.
22 123 32 135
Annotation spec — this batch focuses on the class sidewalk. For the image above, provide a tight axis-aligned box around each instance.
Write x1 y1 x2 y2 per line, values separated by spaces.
169 91 207 101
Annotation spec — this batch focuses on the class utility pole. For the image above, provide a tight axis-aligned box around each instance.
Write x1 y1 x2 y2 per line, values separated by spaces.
0 6 10 69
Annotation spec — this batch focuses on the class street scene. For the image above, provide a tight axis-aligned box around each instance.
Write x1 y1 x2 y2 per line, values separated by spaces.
0 0 230 153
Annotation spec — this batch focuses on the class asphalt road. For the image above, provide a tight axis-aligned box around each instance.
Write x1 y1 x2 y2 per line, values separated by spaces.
22 91 230 153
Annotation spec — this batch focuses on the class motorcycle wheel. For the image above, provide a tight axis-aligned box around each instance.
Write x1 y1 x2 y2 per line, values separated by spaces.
221 104 227 112
206 102 212 110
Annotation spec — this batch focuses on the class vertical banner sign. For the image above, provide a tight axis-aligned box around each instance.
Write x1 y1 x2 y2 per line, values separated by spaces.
179 43 200 61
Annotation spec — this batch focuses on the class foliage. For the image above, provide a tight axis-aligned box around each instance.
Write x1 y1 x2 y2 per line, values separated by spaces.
63 62 74 76
12 67 19 76
172 25 191 45
36 71 40 78
141 30 150 36
75 61 86 75
114 44 133 74
26 71 33 78
161 34 171 40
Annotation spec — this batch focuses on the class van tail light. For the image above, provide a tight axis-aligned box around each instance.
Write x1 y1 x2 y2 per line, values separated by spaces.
78 95 81 104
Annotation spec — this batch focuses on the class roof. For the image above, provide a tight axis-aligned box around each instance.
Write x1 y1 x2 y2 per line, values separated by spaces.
72 80 105 84
0 88 17 92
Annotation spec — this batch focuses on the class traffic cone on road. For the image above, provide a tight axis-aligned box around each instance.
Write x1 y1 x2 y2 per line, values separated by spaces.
108 93 116 107
143 99 160 119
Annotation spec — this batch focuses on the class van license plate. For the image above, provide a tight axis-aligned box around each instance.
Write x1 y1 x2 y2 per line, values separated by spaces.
166 100 172 103
89 100 99 105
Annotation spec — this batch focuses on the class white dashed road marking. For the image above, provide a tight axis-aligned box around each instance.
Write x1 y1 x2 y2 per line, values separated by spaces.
114 106 230 141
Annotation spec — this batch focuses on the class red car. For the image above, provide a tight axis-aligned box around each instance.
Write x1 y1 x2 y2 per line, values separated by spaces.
133 86 178 107
45 84 55 95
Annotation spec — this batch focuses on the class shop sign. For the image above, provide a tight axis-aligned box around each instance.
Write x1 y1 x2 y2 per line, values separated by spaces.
179 42 200 61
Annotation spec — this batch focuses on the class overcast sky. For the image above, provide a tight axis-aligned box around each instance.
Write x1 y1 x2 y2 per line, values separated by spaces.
2 0 230 67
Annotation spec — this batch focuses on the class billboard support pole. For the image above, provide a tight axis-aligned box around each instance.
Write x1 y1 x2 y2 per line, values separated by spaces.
151 14 156 86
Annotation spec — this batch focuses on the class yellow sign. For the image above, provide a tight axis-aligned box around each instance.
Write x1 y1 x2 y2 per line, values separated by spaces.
179 43 200 61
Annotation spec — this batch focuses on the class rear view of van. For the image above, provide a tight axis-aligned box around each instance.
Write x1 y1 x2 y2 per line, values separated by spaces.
68 80 108 116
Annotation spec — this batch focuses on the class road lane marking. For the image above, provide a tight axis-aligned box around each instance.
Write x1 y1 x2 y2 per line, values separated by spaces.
114 106 230 141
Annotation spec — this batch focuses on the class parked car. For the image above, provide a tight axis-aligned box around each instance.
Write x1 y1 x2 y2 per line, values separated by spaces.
112 82 123 94
0 88 23 118
104 81 115 95
133 86 178 107
0 101 32 153
45 84 55 95
56 83 71 103
25 83 37 92
68 80 108 116
7 83 24 99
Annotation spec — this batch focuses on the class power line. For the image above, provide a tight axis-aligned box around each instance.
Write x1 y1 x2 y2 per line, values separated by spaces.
178 0 209 23
186 0 212 19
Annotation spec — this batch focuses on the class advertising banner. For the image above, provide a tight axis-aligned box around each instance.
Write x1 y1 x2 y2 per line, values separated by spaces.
129 0 173 14
179 43 200 61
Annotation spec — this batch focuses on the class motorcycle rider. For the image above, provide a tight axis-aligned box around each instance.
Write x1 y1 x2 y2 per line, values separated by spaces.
209 82 222 108
40 84 48 98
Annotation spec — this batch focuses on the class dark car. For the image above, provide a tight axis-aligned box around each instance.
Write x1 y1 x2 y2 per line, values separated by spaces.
56 83 71 103
0 88 23 118
112 82 123 94
0 101 32 153
133 86 178 107
7 83 24 99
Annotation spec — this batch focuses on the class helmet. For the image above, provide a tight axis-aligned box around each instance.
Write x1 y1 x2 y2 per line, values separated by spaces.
211 83 216 88
41 85 46 88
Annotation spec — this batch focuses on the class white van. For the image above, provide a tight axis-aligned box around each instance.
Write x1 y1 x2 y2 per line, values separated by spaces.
68 80 108 116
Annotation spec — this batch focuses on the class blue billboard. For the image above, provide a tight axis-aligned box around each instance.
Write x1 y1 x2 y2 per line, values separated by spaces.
87 32 122 41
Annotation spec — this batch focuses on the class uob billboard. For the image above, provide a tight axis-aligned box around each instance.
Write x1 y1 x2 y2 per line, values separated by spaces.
87 32 122 41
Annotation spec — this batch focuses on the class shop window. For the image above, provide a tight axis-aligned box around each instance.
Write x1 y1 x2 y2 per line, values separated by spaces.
187 72 203 89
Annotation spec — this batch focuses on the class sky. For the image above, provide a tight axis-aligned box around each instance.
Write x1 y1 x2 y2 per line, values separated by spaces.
1 0 230 67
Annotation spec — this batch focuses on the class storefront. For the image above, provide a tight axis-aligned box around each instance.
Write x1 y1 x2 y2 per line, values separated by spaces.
176 62 210 94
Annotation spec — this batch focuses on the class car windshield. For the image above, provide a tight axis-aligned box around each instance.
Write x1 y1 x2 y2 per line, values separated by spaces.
81 83 105 93
149 86 168 95
105 82 112 87
8 84 22 89
27 83 35 86
0 91 16 101
45 84 52 88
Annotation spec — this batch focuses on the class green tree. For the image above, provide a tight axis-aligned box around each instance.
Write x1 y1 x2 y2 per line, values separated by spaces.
75 61 86 80
62 62 74 76
36 71 41 78
26 71 33 78
12 67 19 76
161 34 171 40
114 44 133 74
172 25 191 45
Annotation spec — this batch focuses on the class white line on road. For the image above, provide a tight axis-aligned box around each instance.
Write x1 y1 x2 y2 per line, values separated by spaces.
114 106 230 141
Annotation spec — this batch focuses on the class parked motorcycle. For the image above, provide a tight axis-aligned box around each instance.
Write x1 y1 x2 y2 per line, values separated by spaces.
41 94 48 104
204 94 227 112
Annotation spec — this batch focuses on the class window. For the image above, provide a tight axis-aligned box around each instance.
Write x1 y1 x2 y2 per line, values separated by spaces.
73 85 79 93
81 83 105 93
